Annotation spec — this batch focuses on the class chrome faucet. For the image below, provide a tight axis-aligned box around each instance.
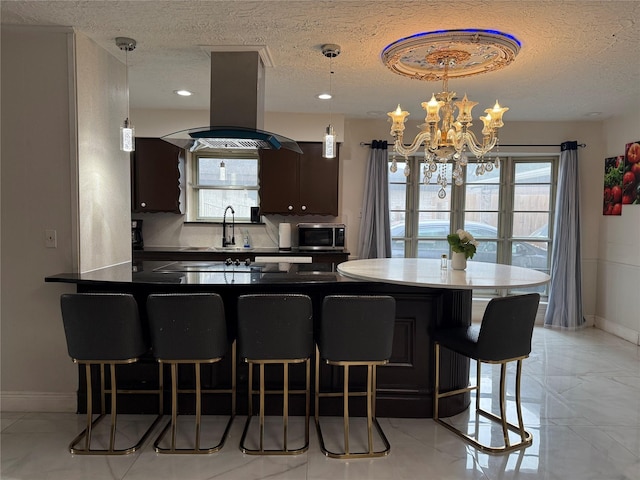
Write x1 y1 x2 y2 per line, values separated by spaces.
222 205 235 247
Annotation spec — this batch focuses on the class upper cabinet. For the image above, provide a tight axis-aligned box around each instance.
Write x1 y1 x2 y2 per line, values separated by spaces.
259 142 339 215
131 137 185 213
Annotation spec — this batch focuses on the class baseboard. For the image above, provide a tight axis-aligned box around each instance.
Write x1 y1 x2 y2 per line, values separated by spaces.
584 314 596 327
595 316 640 345
1 392 76 413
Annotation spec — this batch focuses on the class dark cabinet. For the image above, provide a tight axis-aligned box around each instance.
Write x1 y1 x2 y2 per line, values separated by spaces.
259 142 338 215
131 137 185 213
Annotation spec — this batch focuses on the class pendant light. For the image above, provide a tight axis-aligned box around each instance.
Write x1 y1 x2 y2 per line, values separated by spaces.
321 44 340 159
116 37 136 152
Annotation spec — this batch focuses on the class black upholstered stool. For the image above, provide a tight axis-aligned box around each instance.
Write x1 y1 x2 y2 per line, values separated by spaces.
146 293 235 454
315 295 396 459
237 294 313 455
433 293 540 454
60 293 163 455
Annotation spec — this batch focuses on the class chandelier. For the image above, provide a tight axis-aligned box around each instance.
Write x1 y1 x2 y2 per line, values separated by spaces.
382 29 520 198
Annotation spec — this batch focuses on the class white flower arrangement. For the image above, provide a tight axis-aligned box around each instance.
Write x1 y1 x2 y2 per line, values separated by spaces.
447 229 479 259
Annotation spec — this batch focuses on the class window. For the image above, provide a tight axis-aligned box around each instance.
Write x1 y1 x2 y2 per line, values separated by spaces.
188 152 259 222
389 155 557 295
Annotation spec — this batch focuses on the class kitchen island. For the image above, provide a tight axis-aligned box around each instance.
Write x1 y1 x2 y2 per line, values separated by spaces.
46 258 548 418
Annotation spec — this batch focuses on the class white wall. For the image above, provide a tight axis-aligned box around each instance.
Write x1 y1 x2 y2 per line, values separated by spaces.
0 26 130 411
1 26 78 411
76 33 132 272
595 109 640 344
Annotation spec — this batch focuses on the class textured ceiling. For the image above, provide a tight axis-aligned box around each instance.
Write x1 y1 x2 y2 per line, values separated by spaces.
2 1 639 122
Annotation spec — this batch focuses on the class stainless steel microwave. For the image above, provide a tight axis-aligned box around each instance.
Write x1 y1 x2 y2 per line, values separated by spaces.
297 223 346 251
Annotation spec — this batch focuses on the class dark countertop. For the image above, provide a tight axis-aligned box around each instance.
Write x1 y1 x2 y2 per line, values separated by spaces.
45 260 357 287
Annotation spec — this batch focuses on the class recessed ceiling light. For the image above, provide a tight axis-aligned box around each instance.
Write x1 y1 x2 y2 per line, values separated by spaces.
317 93 332 100
585 111 602 117
174 89 193 96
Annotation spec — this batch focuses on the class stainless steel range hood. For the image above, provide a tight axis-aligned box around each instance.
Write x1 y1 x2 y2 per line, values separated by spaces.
162 51 302 154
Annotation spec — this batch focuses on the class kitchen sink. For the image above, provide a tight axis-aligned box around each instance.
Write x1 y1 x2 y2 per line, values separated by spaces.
179 246 216 251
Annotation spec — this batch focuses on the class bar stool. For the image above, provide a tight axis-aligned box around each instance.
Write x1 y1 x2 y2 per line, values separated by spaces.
146 293 235 454
60 293 163 455
315 295 396 459
433 293 540 454
237 294 313 455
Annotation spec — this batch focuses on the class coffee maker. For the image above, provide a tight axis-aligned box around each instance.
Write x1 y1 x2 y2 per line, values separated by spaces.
132 219 144 250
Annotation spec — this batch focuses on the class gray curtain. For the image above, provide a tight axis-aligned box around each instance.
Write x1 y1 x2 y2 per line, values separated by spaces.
544 141 585 329
357 140 391 258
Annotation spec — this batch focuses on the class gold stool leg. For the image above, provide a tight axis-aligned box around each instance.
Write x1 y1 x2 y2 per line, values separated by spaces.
515 360 527 441
240 359 309 455
195 362 202 451
70 360 162 455
231 341 237 417
170 363 179 451
314 347 320 424
85 364 94 451
476 360 482 410
283 362 289 451
343 365 350 455
305 358 310 446
108 363 118 451
499 363 510 447
315 360 391 459
367 365 374 454
155 358 232 454
259 363 265 452
434 348 534 454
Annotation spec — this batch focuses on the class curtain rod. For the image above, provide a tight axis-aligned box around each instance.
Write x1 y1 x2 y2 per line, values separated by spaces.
359 142 586 148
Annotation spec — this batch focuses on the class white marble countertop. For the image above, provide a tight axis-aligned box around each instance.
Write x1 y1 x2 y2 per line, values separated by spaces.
337 258 551 290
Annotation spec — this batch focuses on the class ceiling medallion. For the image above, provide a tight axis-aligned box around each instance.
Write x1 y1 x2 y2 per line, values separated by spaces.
381 29 520 81
381 29 521 198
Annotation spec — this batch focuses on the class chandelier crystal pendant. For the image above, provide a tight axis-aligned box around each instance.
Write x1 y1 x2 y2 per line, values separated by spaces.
382 29 520 198
321 44 341 159
116 37 137 152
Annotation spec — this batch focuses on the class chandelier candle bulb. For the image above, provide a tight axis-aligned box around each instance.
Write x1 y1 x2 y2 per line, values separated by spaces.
487 101 508 128
455 94 478 124
388 105 409 133
424 95 442 123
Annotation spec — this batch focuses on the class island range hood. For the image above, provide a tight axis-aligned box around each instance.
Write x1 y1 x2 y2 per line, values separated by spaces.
162 50 302 154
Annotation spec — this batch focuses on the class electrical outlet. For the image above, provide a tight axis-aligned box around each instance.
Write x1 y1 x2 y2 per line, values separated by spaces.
45 229 57 248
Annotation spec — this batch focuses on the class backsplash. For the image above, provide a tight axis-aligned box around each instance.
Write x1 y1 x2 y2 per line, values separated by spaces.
135 212 343 250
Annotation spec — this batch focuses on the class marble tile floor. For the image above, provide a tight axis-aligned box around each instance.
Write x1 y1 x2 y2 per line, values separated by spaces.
1 326 639 480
